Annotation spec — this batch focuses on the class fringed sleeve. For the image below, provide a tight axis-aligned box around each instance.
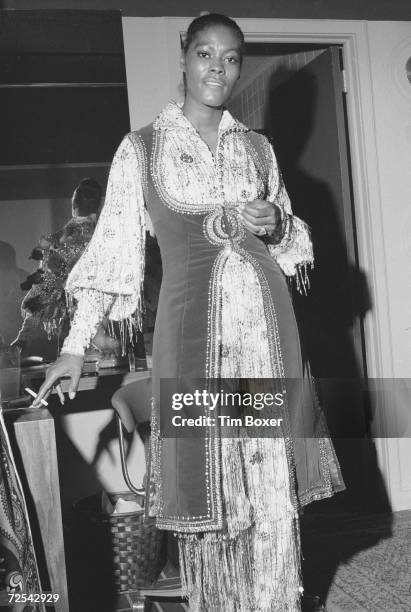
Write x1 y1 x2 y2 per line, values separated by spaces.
61 134 146 356
265 141 314 294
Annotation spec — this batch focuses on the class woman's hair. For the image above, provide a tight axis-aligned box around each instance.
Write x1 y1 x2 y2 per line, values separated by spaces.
182 13 245 60
72 178 102 216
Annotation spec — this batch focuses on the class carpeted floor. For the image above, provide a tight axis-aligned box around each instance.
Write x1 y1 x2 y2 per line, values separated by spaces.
140 510 411 612
65 509 411 611
301 509 411 612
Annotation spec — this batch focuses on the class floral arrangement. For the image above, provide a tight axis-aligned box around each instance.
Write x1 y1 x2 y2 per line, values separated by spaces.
15 216 96 343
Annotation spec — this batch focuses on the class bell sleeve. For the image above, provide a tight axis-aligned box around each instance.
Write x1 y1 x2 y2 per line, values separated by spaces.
61 133 147 356
264 140 314 294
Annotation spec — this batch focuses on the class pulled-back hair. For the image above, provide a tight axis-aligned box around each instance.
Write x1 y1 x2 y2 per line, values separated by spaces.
182 13 245 60
72 178 102 216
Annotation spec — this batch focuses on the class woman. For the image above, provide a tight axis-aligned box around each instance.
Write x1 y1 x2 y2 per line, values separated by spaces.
33 14 345 611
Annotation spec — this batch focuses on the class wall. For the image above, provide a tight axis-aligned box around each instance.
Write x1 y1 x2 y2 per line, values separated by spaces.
366 21 411 510
2 0 411 21
122 18 172 129
59 408 144 510
366 23 411 377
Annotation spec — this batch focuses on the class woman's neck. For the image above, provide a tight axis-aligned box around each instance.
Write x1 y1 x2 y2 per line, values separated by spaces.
181 98 223 135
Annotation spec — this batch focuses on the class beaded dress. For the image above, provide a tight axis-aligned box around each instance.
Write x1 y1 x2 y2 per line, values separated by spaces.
61 101 345 611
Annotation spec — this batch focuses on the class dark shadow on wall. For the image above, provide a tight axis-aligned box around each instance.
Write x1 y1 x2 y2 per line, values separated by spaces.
264 64 392 603
265 66 367 376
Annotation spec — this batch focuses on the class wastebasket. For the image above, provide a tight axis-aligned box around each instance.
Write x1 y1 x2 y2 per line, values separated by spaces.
74 491 166 593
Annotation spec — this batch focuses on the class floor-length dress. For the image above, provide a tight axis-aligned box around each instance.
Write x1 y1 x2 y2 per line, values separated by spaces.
62 101 345 611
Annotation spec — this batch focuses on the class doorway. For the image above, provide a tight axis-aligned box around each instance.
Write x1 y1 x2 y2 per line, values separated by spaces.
229 43 365 378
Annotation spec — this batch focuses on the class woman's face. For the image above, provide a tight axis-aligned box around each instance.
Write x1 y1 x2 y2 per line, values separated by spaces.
181 25 242 109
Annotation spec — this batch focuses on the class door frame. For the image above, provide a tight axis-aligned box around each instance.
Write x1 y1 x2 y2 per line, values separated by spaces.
164 20 389 369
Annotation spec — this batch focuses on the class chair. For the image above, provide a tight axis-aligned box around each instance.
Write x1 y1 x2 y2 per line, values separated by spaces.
111 378 152 496
111 379 186 610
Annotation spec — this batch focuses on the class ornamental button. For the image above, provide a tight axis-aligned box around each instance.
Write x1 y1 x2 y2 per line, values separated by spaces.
180 152 194 163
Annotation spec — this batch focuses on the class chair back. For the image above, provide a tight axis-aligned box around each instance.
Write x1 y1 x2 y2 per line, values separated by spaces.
111 377 152 433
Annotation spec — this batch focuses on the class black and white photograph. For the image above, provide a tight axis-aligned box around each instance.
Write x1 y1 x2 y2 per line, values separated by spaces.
0 2 410 611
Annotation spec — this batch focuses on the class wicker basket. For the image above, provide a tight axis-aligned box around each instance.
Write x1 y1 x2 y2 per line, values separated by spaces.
74 491 166 593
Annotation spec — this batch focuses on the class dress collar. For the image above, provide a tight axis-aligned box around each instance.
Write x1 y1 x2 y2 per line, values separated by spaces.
153 100 249 134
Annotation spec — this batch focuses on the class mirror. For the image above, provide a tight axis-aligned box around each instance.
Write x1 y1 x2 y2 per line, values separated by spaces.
0 9 131 366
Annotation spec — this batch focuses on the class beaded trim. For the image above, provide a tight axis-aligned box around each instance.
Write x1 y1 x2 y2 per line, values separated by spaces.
203 207 246 246
205 248 230 378
128 132 148 199
150 125 266 217
151 128 217 215
146 397 161 518
154 420 223 532
241 131 270 193
153 100 249 134
204 243 299 513
155 434 223 533
234 246 299 511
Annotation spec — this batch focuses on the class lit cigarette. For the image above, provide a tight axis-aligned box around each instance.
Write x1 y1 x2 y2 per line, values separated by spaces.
24 387 48 406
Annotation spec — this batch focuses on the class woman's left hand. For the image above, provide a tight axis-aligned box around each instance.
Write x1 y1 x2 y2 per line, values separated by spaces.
240 200 282 237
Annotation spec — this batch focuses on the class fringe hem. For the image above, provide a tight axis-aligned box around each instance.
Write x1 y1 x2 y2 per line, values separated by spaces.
177 512 303 612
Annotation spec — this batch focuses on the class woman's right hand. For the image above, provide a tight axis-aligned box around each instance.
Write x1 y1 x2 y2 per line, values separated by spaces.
30 353 84 407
